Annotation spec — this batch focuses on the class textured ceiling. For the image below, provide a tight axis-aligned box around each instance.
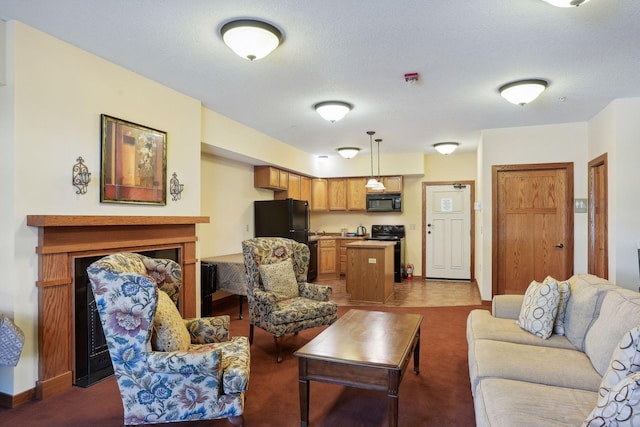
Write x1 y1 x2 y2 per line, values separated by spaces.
2 1 639 157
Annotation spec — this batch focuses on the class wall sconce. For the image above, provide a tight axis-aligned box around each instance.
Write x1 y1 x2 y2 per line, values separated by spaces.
72 156 91 194
169 172 184 201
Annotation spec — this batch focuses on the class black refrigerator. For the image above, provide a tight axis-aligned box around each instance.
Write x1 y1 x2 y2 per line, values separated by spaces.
254 199 309 244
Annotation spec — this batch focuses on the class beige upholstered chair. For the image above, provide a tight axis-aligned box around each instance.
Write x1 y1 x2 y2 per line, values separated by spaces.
242 237 338 362
87 252 250 426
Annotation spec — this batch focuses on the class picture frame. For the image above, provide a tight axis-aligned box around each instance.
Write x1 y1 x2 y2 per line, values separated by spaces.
100 114 167 205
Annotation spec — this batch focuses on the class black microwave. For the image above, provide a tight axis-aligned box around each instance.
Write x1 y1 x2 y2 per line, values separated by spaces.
366 193 402 212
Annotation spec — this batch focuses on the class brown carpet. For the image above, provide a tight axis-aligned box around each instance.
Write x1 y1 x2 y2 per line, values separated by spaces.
0 301 487 426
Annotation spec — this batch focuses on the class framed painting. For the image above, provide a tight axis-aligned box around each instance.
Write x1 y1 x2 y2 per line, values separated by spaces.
100 114 167 205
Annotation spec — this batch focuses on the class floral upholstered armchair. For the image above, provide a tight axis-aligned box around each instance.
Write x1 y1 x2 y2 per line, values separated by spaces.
241 238 338 362
87 253 250 426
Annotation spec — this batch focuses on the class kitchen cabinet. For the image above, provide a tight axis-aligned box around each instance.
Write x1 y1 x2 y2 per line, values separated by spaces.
328 178 347 210
317 238 338 280
347 177 367 211
339 238 360 275
346 241 395 303
300 176 311 203
254 166 288 190
274 172 301 200
310 179 328 211
366 176 403 194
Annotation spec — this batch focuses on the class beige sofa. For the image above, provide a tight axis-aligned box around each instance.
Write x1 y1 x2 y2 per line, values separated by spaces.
467 274 640 427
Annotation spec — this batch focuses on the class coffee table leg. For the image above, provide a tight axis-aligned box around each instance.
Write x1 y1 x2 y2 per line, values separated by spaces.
298 359 310 427
414 327 420 374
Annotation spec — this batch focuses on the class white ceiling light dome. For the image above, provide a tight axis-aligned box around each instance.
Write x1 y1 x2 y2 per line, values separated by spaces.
314 101 353 122
220 19 283 61
433 142 459 155
337 147 360 159
541 0 591 7
499 79 548 106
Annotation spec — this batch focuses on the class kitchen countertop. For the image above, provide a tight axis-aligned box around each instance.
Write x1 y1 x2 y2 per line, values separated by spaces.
309 234 368 241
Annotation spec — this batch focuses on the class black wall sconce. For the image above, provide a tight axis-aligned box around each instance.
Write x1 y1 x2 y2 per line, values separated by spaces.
72 156 91 194
169 172 184 201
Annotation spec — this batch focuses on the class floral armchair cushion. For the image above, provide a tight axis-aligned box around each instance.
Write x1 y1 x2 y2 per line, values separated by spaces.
87 252 250 425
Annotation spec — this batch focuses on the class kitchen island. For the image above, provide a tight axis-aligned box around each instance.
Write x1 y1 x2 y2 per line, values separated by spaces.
345 240 395 303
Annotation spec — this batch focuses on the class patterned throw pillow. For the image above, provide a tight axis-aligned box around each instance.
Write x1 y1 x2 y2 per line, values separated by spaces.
516 280 560 339
259 258 299 301
598 327 640 398
544 276 571 335
151 289 191 352
583 371 640 427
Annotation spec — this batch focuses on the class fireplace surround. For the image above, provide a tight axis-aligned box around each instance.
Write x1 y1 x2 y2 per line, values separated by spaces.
26 215 209 400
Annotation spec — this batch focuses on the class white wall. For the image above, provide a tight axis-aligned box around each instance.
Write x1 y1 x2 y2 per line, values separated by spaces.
1 21 203 395
477 122 589 300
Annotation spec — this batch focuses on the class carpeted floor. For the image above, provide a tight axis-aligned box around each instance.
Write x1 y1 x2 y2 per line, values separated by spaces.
0 300 487 426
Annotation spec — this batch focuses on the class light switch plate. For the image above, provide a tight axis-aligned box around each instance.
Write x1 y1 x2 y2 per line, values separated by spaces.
368 258 376 264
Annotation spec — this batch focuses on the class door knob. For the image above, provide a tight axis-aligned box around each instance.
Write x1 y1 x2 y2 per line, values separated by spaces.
555 243 564 249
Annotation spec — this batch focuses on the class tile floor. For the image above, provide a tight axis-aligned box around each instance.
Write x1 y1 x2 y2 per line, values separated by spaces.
322 277 484 307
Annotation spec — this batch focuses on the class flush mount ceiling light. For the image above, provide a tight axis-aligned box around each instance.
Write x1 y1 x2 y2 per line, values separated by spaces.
314 101 353 122
541 0 590 7
499 79 548 106
433 142 459 155
220 19 283 61
337 147 360 159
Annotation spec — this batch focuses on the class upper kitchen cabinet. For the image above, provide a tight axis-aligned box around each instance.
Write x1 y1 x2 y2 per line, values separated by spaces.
347 177 367 211
328 178 347 211
274 172 301 200
310 178 328 211
254 166 288 190
366 176 403 193
300 176 311 203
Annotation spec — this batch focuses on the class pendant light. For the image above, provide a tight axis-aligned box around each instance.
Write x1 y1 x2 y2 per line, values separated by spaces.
374 138 386 190
365 131 381 189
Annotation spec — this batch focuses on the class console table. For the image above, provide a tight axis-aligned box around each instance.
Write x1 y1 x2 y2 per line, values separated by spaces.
201 253 246 319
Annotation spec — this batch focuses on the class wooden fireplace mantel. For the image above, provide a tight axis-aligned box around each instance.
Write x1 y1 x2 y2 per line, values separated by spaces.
27 215 209 400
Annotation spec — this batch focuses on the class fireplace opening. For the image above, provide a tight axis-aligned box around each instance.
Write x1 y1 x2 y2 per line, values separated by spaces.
74 248 180 387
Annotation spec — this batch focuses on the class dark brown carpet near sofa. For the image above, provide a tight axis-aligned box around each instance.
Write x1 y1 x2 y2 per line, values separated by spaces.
0 300 486 427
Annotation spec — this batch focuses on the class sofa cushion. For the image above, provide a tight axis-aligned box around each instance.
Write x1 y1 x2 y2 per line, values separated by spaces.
583 371 640 427
475 378 597 427
598 327 640 398
584 290 640 376
259 258 299 301
516 280 560 339
467 309 576 351
544 276 571 335
151 289 191 352
469 339 602 393
564 274 614 351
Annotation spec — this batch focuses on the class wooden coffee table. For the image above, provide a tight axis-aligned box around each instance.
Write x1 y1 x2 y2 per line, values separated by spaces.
294 309 422 427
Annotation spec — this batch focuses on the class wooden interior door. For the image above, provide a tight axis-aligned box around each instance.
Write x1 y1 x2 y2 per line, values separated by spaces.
588 153 608 278
493 163 574 295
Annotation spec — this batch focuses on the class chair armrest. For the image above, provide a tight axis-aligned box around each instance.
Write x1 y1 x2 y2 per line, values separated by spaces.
252 289 279 309
147 346 222 376
492 294 524 319
214 336 251 394
185 315 230 344
299 282 332 301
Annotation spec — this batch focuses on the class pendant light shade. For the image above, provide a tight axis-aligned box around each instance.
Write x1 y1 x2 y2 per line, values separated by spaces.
499 79 548 106
221 19 283 61
314 101 352 122
337 147 360 159
433 142 459 155
541 0 590 7
364 131 382 189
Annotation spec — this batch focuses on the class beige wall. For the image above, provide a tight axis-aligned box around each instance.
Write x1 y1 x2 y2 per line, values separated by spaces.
477 122 589 300
2 22 203 395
